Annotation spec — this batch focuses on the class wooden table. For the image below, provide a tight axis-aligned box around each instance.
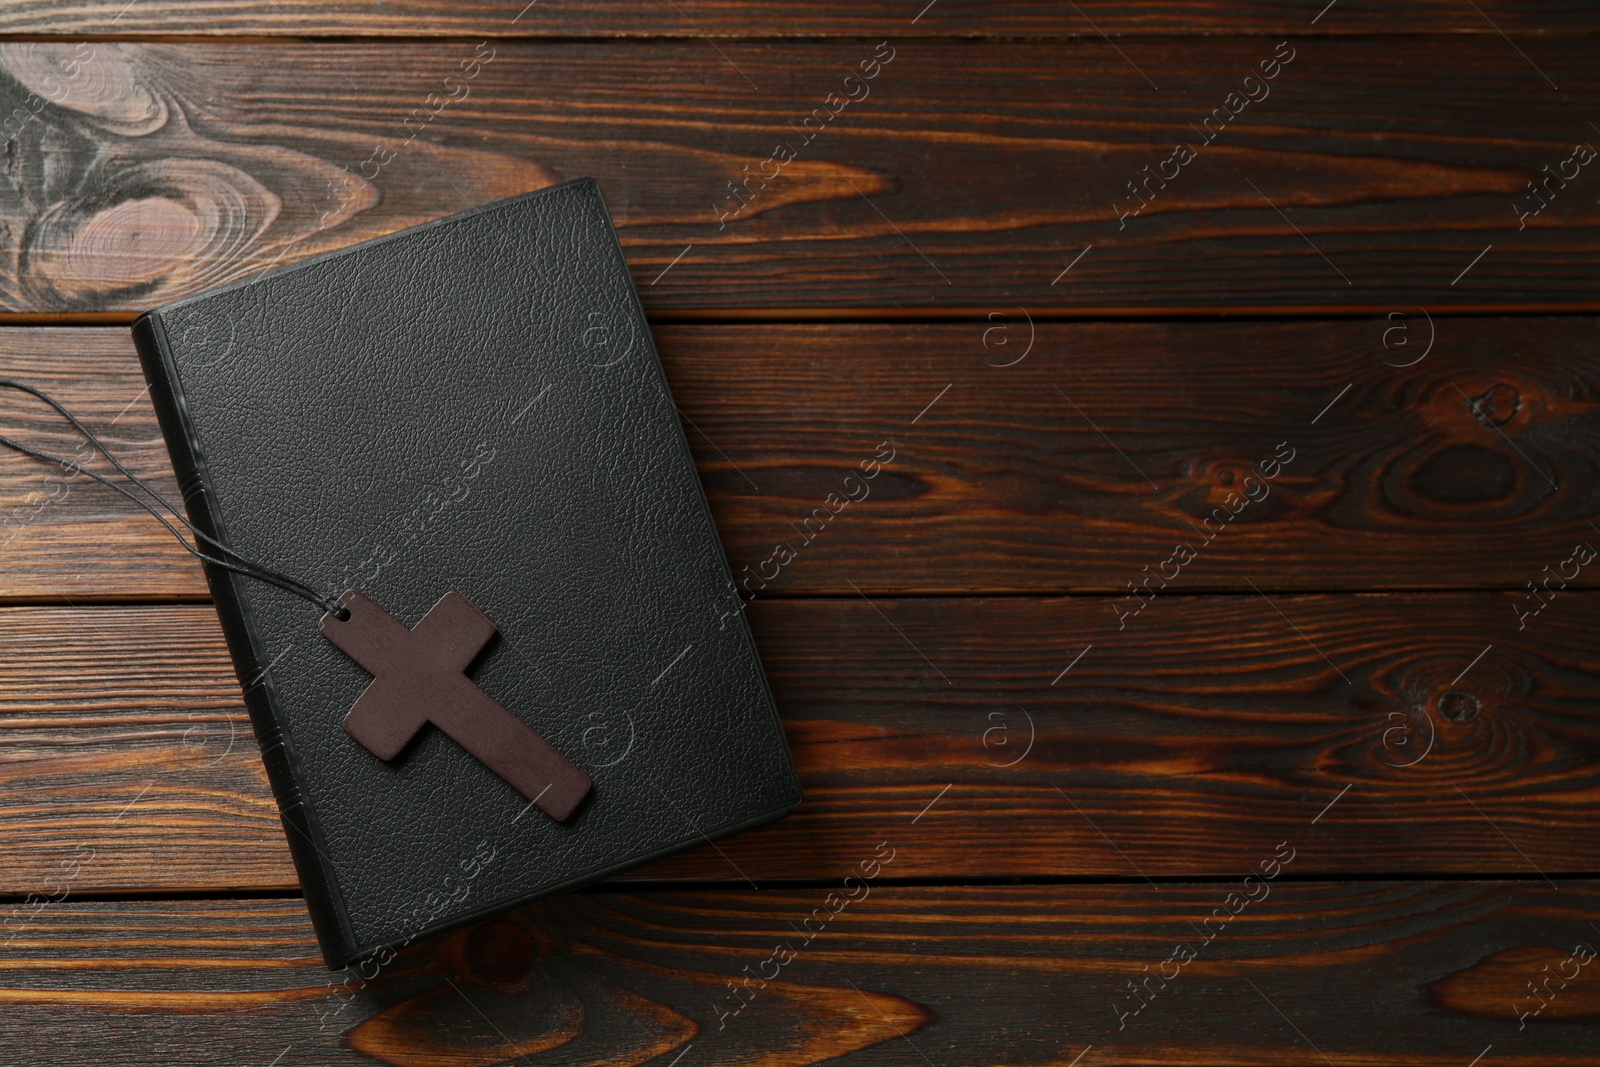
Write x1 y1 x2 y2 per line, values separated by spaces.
1 4 1597 1064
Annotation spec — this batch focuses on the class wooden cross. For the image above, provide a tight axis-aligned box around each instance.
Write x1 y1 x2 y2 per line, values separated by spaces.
319 589 591 821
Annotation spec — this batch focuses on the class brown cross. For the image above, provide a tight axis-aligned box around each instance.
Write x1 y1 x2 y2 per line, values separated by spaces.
319 589 591 821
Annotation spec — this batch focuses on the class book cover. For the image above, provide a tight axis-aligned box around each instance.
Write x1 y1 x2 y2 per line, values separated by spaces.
130 177 801 968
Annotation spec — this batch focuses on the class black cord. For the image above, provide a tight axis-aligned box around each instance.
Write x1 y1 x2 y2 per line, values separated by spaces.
0 378 349 620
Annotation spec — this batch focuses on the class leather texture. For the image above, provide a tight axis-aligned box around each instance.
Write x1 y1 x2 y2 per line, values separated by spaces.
130 178 801 969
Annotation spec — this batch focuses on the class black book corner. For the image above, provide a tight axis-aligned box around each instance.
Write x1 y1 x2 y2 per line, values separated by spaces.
128 178 801 969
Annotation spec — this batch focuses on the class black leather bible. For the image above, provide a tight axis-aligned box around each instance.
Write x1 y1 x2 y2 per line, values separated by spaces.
131 178 801 969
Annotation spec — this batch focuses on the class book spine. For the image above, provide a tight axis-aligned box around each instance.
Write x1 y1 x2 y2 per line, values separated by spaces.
130 311 359 969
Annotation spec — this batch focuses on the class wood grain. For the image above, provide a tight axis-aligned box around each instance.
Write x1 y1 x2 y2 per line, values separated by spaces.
0 7 1591 1065
1 1 1597 37
2 596 1596 893
3 323 1595 600
0 40 1597 315
1 883 1597 1065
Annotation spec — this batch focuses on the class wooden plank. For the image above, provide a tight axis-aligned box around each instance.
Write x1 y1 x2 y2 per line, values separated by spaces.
1 883 1596 1065
2 596 1596 893
3 322 1596 600
2 1 1598 37
0 330 193 600
0 40 1597 316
